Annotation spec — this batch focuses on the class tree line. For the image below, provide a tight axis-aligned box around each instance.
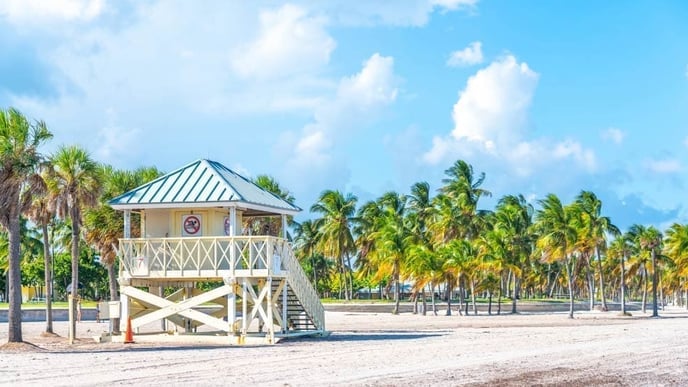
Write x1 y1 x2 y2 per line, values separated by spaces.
294 160 688 321
3 106 687 345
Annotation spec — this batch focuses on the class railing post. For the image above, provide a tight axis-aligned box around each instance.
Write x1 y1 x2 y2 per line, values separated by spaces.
282 280 288 333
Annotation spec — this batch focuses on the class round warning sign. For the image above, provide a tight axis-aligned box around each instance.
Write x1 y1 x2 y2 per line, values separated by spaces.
183 215 201 235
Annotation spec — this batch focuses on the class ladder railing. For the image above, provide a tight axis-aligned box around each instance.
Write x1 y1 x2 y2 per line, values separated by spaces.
274 240 325 331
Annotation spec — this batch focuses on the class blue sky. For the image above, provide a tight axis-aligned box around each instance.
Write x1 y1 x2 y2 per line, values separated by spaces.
1 0 687 230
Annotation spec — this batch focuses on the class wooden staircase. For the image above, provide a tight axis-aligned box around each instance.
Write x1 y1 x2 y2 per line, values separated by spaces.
272 281 318 332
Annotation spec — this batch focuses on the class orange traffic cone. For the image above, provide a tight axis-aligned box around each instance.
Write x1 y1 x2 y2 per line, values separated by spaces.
124 316 135 344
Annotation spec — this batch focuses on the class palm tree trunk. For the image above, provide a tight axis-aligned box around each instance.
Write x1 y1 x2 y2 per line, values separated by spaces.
8 212 23 343
470 280 477 315
488 291 492 315
431 284 437 316
565 255 575 319
651 249 659 317
393 266 400 315
69 206 80 343
412 291 418 314
311 255 318 295
641 267 647 314
548 269 560 298
445 276 452 316
41 223 53 334
512 275 521 314
585 257 594 311
421 289 427 316
107 263 120 333
620 252 626 315
497 286 502 315
595 245 608 311
346 253 354 300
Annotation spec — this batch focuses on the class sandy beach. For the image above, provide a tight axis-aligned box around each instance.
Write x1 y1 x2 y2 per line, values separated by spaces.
1 308 687 386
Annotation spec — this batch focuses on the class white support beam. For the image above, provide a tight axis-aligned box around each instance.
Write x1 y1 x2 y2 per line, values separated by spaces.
241 279 248 335
281 214 287 239
230 207 237 236
123 210 131 238
227 278 236 333
121 285 232 332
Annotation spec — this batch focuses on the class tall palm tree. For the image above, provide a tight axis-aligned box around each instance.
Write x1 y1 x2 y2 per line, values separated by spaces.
535 194 578 319
311 190 358 300
494 194 534 314
371 191 412 314
83 165 161 318
47 145 102 343
630 225 662 317
608 233 632 315
26 192 56 334
0 108 52 343
573 191 619 311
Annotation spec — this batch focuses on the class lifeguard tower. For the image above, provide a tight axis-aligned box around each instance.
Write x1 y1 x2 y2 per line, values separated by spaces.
109 159 325 344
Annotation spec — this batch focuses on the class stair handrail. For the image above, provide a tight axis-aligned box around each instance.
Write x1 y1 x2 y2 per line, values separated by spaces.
277 239 325 331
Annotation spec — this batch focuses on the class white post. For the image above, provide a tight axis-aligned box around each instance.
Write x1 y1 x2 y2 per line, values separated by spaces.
228 278 236 334
266 277 274 343
241 279 248 336
230 207 237 236
281 214 287 239
282 281 288 333
120 292 129 332
123 210 131 238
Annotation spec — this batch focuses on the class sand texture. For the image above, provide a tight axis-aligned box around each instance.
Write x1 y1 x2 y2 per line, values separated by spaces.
1 307 687 386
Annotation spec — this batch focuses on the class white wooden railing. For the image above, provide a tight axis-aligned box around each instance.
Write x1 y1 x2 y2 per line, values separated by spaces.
118 236 325 331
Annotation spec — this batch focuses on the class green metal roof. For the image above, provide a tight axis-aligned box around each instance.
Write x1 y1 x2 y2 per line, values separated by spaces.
108 159 301 215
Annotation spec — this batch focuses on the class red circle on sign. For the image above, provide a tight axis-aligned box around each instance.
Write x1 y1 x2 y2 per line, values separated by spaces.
184 215 201 235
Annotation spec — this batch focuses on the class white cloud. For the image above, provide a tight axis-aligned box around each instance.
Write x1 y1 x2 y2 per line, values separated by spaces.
232 4 336 80
95 125 142 165
646 159 681 174
447 41 483 67
430 0 478 10
601 127 625 144
424 55 597 177
281 53 399 194
0 0 105 24
310 0 478 27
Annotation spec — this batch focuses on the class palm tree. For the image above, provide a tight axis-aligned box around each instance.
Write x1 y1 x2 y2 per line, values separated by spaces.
573 191 619 311
372 191 412 314
535 194 578 319
311 190 358 300
26 192 56 334
608 233 632 315
293 219 321 292
630 225 662 317
47 145 102 343
664 223 688 309
83 165 161 322
0 108 53 343
493 194 534 314
250 175 296 237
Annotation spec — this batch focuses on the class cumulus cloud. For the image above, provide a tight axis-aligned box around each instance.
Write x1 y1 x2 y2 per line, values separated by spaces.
232 4 335 80
424 55 596 180
0 0 105 24
646 159 682 174
447 41 483 67
601 127 625 144
281 53 399 195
